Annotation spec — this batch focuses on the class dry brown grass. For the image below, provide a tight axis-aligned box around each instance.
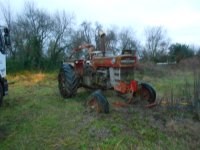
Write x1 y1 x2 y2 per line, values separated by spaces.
7 72 46 86
179 56 200 70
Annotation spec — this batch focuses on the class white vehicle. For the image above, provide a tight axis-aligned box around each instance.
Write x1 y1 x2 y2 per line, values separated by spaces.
0 27 10 106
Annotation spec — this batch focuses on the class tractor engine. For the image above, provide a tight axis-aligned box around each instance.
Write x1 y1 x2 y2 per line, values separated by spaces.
80 50 137 91
82 65 111 89
96 67 110 88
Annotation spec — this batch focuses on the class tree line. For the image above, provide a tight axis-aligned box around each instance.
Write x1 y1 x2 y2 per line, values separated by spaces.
1 2 200 72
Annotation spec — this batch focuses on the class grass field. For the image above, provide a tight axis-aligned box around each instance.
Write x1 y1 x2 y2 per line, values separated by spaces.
0 67 200 150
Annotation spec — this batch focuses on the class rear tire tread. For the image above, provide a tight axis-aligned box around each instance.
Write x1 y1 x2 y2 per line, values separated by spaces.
58 64 79 98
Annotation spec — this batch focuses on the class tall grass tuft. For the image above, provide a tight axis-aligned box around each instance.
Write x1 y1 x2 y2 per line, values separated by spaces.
193 70 200 120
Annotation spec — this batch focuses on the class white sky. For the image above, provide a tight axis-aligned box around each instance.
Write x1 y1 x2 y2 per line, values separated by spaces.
1 0 200 46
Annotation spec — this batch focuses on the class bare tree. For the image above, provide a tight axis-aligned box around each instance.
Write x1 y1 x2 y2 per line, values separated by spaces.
119 28 138 50
80 21 94 44
69 21 94 51
105 27 118 50
144 26 170 62
15 2 53 68
0 0 12 28
48 11 74 63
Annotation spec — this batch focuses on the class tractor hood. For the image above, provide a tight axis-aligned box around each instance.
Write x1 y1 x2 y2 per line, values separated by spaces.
92 55 137 68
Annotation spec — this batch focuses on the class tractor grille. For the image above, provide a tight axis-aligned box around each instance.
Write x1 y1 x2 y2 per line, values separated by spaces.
110 67 134 86
121 68 134 83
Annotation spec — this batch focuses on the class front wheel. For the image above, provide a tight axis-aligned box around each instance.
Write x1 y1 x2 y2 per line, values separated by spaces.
140 83 156 104
86 90 109 113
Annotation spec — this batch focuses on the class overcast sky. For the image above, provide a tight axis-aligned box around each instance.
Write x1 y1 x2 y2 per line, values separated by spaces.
1 0 200 46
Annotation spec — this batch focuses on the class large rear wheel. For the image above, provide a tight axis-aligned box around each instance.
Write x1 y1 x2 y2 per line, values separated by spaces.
58 64 79 98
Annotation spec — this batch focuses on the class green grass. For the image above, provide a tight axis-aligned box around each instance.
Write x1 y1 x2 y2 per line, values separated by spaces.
135 68 195 99
0 70 200 150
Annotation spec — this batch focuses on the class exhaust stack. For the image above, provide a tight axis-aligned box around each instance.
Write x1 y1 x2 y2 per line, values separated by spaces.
98 30 106 57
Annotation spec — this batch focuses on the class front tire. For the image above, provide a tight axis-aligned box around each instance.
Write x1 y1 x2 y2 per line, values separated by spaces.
140 83 156 104
86 90 109 113
58 64 79 98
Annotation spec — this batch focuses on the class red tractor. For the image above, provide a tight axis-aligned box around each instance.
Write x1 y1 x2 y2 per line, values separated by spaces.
58 31 156 113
